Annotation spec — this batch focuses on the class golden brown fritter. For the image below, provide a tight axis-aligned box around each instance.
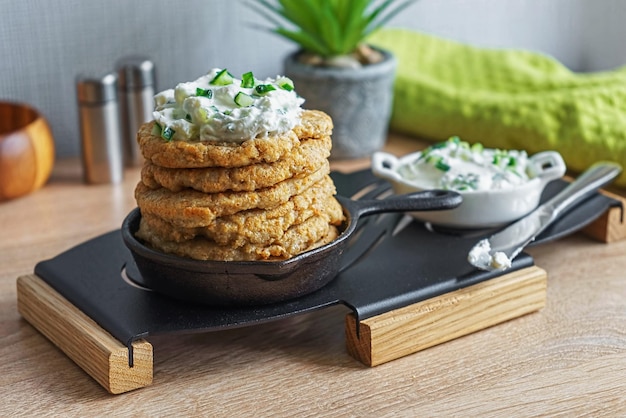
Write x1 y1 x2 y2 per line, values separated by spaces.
140 136 332 193
292 109 333 139
135 163 331 228
137 109 333 169
136 214 339 261
139 182 343 247
137 121 301 169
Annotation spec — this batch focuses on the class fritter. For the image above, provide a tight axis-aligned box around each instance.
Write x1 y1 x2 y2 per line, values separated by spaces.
136 213 339 261
140 136 332 193
292 109 333 139
135 162 330 228
137 109 333 169
137 120 301 169
139 182 343 247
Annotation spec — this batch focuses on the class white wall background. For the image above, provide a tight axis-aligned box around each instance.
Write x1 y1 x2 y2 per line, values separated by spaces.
1 0 625 158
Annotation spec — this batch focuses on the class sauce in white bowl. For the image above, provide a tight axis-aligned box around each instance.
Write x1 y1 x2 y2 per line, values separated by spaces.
372 137 566 228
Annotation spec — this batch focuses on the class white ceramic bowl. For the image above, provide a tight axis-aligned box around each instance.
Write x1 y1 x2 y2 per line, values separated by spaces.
372 149 566 228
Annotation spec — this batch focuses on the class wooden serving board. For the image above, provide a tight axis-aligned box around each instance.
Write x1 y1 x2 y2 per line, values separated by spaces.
15 180 626 394
17 274 153 394
18 266 545 394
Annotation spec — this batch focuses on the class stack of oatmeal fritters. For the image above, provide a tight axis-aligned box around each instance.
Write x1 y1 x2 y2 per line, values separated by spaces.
134 110 345 261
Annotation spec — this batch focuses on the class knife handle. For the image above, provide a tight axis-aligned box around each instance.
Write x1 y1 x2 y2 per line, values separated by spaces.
546 162 622 217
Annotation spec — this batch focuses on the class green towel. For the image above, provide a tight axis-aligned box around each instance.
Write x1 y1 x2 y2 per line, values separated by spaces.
369 28 626 186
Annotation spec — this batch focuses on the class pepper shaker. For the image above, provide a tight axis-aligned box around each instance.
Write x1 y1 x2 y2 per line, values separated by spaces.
116 56 156 167
76 73 124 184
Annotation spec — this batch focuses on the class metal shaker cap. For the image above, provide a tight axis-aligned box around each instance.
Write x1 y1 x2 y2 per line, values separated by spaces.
116 56 155 89
76 73 118 104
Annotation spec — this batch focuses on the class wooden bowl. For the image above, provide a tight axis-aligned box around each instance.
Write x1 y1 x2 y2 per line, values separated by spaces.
0 102 55 201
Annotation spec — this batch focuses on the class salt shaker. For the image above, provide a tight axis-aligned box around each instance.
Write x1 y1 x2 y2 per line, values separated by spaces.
116 56 156 167
76 73 124 184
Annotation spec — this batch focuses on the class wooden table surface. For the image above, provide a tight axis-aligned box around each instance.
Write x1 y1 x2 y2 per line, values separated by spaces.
1 133 625 417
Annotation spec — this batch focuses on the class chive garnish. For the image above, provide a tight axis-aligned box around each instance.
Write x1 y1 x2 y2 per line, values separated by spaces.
161 126 175 141
254 84 276 95
435 160 451 172
196 87 212 98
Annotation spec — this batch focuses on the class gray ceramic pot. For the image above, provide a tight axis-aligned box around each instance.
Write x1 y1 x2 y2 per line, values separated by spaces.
284 47 397 160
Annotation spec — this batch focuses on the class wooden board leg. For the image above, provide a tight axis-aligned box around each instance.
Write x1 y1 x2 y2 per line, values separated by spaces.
576 184 626 243
16 274 153 394
345 266 548 367
583 196 626 242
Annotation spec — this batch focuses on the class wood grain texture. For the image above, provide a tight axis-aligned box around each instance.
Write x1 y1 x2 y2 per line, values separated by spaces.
582 188 626 242
345 266 547 366
16 274 152 394
1 135 625 415
0 102 55 201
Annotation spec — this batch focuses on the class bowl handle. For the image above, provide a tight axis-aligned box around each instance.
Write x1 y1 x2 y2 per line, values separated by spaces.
371 152 403 182
529 151 567 184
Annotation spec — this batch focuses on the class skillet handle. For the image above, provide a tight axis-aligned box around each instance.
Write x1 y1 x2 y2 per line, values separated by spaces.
342 190 463 219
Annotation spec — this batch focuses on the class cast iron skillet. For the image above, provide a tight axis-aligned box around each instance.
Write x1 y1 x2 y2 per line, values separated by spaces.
121 190 462 306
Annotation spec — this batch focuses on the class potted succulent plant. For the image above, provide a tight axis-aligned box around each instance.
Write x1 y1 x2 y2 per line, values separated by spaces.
253 0 414 159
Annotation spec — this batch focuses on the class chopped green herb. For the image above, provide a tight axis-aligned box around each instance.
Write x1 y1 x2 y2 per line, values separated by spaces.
234 92 254 107
449 173 479 191
241 71 255 88
430 142 447 149
161 126 175 141
210 69 234 86
196 87 212 98
435 160 451 172
254 84 276 95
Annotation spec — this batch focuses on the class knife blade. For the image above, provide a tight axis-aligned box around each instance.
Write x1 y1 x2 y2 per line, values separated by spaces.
468 161 622 271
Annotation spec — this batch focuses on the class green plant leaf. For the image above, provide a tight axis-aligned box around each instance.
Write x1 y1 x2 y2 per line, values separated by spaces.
277 0 320 35
299 0 333 51
363 0 416 39
340 0 372 52
275 28 330 56
250 0 416 57
317 2 345 55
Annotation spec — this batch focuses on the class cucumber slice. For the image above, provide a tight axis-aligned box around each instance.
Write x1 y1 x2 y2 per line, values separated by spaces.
241 71 255 88
276 76 294 91
151 122 162 136
210 69 234 86
234 92 254 107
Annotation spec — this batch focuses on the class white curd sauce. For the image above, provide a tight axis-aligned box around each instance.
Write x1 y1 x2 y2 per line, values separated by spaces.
152 68 304 143
397 137 531 192
467 239 512 271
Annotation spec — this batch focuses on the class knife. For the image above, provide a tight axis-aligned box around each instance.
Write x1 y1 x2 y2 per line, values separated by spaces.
468 161 622 271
